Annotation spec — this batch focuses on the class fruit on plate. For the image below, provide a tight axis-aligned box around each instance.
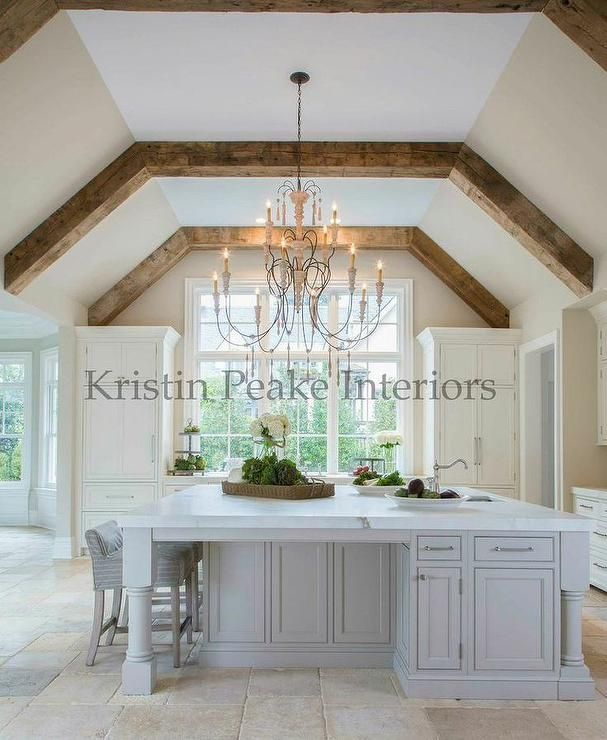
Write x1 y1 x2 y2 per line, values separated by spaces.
407 478 425 498
440 489 460 499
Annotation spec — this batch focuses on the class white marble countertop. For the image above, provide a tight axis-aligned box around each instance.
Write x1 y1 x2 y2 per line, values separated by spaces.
117 485 591 532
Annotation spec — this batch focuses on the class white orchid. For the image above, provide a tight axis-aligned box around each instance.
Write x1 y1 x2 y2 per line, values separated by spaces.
375 431 403 448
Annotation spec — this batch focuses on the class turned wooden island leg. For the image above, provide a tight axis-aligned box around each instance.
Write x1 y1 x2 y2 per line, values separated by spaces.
122 527 157 695
559 532 594 700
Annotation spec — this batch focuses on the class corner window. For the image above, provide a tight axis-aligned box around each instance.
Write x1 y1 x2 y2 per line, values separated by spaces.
0 353 31 486
40 349 58 489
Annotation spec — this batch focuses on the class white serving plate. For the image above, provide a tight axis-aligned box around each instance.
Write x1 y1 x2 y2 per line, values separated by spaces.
353 485 402 496
384 492 469 508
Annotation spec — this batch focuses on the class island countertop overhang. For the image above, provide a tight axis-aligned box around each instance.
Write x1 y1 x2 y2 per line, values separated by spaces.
116 485 592 533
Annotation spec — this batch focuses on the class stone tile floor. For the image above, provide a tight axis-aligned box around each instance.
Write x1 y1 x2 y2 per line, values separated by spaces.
0 527 606 738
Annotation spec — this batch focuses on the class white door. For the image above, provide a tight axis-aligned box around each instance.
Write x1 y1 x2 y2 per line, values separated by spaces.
417 567 461 670
478 345 516 386
208 542 265 643
122 398 157 480
271 543 328 643
334 543 390 644
440 344 477 381
477 387 516 486
474 568 554 671
83 395 122 480
439 394 477 485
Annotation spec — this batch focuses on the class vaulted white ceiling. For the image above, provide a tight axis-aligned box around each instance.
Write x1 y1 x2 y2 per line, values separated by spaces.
68 10 531 141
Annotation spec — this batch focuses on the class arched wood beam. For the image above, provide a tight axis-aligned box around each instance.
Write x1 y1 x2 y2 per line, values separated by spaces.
544 0 607 74
87 225 509 328
3 141 459 295
449 144 594 298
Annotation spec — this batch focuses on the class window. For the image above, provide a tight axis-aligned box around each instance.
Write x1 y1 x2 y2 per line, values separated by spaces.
40 348 58 489
0 353 31 486
186 280 411 474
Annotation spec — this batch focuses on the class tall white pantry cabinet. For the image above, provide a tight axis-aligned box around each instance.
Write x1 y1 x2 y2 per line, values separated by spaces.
417 328 521 498
76 327 180 546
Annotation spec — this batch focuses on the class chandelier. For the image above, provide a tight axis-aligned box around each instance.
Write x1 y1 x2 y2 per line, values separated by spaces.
211 72 386 377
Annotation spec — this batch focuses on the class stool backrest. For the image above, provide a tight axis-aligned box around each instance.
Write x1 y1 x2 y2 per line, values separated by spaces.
85 520 124 590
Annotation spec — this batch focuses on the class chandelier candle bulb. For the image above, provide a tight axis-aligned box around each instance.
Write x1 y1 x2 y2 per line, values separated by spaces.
212 271 218 295
266 200 272 222
223 248 229 273
377 260 383 283
350 244 356 269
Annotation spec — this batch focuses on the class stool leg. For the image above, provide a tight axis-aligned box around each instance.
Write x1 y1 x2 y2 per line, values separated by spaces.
171 586 181 668
105 588 122 646
86 590 105 666
185 577 193 644
191 566 200 632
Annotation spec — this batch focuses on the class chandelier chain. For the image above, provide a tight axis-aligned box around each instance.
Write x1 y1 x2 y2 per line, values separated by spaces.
296 80 302 189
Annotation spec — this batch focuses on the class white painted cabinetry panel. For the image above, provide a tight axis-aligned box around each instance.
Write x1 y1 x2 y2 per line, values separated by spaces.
440 343 476 381
83 396 123 480
439 394 476 486
334 543 390 644
477 387 516 487
474 568 554 671
122 398 157 480
478 345 516 386
417 566 461 670
209 542 265 643
271 542 328 643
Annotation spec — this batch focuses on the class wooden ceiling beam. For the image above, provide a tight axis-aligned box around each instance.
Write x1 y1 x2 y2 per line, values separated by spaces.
544 0 607 74
449 144 593 298
88 228 190 326
410 228 509 328
57 2 545 13
4 145 149 295
0 0 58 64
185 226 415 250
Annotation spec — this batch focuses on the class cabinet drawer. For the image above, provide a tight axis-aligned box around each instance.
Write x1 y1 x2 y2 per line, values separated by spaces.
591 526 607 553
418 536 461 560
574 497 598 518
474 537 554 562
83 484 156 510
590 550 607 591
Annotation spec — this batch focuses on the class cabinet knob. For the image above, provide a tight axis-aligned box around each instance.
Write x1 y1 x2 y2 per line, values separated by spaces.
419 574 428 581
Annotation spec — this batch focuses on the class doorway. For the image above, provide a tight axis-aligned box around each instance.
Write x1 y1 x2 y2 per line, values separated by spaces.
519 332 560 509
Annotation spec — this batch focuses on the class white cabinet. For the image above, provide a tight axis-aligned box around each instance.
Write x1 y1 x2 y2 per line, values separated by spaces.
418 328 520 494
208 542 265 643
572 487 607 592
599 366 607 443
396 545 410 662
334 543 390 644
474 568 554 671
271 542 328 643
590 303 607 444
417 566 461 670
77 327 180 547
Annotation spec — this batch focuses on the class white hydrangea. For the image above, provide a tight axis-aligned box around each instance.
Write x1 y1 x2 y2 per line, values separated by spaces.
375 431 403 447
249 419 263 438
267 419 285 440
250 413 292 443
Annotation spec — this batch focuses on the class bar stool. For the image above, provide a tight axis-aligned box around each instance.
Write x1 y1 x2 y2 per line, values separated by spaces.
85 521 194 668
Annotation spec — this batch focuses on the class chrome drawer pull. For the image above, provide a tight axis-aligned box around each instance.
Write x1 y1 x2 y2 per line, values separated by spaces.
424 545 454 551
593 562 607 570
594 531 607 537
579 504 593 509
494 546 534 552
105 494 135 500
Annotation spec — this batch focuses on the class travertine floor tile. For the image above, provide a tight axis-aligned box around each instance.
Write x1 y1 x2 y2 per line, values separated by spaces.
3 651 79 672
0 668 58 697
108 704 242 738
321 668 401 706
325 704 436 739
248 668 320 697
539 697 607 739
240 696 325 740
426 707 565 739
0 700 28 732
32 673 121 705
109 677 178 705
22 633 84 653
167 667 250 705
0 704 122 739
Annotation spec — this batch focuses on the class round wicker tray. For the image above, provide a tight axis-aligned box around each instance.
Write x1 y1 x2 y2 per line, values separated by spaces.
221 480 335 500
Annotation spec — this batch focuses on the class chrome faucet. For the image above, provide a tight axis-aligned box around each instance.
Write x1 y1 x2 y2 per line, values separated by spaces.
432 458 468 493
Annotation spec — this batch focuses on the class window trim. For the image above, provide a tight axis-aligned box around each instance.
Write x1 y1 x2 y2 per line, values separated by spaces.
0 352 32 490
184 277 413 474
39 347 58 490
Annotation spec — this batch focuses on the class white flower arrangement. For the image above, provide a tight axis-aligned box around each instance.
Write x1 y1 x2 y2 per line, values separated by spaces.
250 413 292 448
374 431 403 449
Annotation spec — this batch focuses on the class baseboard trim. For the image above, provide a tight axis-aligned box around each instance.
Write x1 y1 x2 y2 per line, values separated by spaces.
53 536 76 559
197 649 393 669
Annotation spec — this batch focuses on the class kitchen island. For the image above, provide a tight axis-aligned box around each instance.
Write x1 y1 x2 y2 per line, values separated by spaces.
117 486 593 700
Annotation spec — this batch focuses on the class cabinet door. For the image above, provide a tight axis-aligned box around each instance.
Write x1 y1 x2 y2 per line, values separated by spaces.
84 342 122 384
474 568 553 671
439 395 477 485
208 542 265 643
417 567 461 670
83 395 122 480
122 398 157 480
271 543 327 643
122 342 157 381
334 543 390 644
599 365 607 442
478 345 516 386
440 344 477 381
477 387 516 486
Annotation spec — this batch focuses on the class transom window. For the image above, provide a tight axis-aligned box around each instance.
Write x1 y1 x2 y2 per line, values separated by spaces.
186 280 410 475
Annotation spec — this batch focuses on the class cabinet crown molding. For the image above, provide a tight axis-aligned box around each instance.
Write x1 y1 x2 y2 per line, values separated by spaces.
589 301 607 325
416 327 521 349
75 326 181 348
